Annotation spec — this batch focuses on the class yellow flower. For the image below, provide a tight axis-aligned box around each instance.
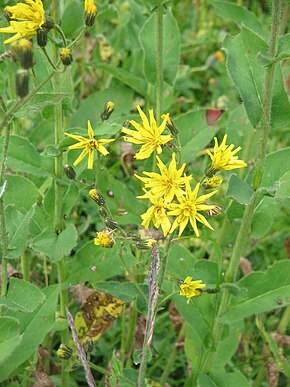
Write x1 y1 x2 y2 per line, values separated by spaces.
122 105 172 160
135 153 192 203
84 0 97 27
0 0 45 44
179 277 206 303
94 229 115 248
167 180 217 237
65 120 115 170
206 134 247 176
140 192 171 237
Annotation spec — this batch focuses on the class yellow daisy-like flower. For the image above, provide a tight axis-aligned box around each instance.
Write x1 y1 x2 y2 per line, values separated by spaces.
206 134 247 176
122 105 172 160
140 192 171 237
179 277 206 303
94 229 115 248
65 120 115 170
84 0 97 27
0 0 45 44
135 153 192 203
167 180 217 237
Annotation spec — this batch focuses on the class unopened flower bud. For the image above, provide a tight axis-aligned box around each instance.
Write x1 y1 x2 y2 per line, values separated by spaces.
60 48 73 66
206 205 222 217
64 164 76 180
84 338 94 353
89 188 106 206
99 207 107 219
11 39 33 69
105 218 118 230
16 69 29 98
42 16 55 32
57 344 73 360
84 0 97 27
37 28 48 47
94 229 115 248
161 113 179 135
135 239 157 250
126 232 141 241
101 101 115 121
203 176 222 189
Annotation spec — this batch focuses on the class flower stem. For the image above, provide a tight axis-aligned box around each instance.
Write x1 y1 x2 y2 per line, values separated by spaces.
54 24 67 47
52 1 69 386
155 0 163 124
201 0 282 373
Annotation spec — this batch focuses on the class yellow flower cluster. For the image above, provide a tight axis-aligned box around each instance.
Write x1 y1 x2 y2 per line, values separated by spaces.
137 152 217 238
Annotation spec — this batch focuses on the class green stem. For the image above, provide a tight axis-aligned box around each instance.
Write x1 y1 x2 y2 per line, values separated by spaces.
155 0 163 123
201 0 282 374
277 305 290 335
7 62 19 134
160 324 186 384
124 302 138 368
42 47 58 70
52 1 69 386
67 26 87 49
54 24 67 47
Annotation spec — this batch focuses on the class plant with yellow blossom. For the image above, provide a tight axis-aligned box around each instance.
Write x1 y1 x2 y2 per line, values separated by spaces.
94 229 115 248
65 120 115 170
167 180 217 237
206 134 247 176
122 105 172 160
135 153 192 203
0 0 45 44
179 277 206 303
140 192 171 237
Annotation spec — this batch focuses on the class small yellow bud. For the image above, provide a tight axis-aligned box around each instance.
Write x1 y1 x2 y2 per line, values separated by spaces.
161 113 179 135
214 50 225 63
89 188 106 206
203 176 222 189
60 48 73 66
101 101 115 121
94 229 115 248
11 39 33 69
84 0 97 27
57 344 73 360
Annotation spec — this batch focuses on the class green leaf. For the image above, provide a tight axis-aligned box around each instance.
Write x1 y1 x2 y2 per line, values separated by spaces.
275 171 290 199
277 33 290 61
226 174 253 204
69 85 134 129
175 109 219 164
251 197 281 238
261 148 290 188
0 135 54 176
0 317 19 342
31 224 78 262
198 371 250 387
226 201 245 221
140 9 180 86
94 281 148 303
0 278 45 313
14 93 67 119
6 205 36 259
220 261 290 323
4 175 40 212
0 285 59 382
223 26 290 129
61 1 84 36
211 0 265 38
64 241 135 287
93 63 148 97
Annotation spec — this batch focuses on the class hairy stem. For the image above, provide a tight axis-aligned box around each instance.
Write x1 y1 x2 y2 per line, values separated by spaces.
202 0 283 373
155 0 163 124
52 1 69 386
